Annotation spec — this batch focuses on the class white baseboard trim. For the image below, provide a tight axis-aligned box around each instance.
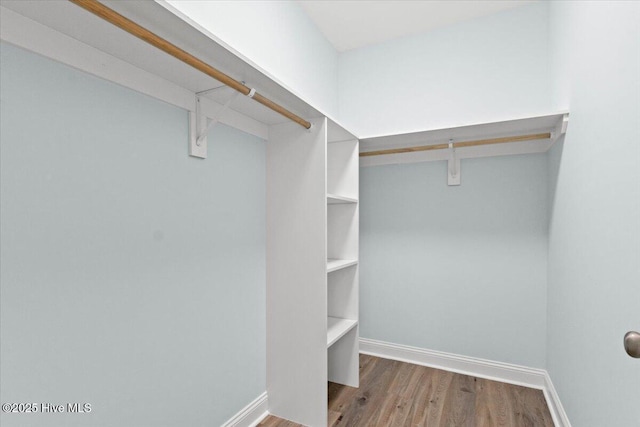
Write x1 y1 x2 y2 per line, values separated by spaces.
221 392 268 427
359 338 570 427
360 338 546 389
543 372 572 427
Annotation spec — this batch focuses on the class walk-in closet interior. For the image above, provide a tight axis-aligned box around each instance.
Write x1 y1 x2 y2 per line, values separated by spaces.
1 1 638 427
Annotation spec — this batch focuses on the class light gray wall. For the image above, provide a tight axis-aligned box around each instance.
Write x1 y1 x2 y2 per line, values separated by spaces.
338 2 551 137
360 155 548 368
164 0 339 118
344 2 552 370
546 2 640 426
0 43 265 427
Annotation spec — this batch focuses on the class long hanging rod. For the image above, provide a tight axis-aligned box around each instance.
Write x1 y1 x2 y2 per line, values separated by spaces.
360 132 551 157
68 0 312 130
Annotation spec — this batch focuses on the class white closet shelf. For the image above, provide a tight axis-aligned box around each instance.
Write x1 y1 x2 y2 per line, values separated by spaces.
327 259 358 273
327 317 358 348
0 1 342 138
359 112 569 167
327 194 358 204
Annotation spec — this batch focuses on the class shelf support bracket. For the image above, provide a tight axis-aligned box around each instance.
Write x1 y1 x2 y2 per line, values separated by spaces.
189 88 239 159
447 140 461 186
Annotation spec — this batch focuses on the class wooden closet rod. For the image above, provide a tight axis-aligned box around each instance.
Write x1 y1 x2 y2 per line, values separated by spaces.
360 132 551 157
69 0 312 130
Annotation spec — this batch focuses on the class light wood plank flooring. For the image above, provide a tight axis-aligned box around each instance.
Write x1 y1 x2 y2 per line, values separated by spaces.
259 354 553 427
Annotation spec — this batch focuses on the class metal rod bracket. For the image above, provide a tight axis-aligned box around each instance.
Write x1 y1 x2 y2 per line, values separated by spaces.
189 90 239 159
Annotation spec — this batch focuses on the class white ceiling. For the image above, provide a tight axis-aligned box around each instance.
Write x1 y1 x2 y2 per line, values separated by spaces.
298 0 536 52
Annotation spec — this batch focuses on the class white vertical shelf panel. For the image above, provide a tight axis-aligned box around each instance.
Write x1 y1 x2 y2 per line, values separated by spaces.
267 118 327 427
328 326 359 387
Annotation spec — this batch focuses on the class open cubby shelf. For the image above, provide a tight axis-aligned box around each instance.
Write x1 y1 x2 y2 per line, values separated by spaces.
327 317 358 348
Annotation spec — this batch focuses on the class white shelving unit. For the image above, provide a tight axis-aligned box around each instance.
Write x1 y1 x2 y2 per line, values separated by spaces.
326 120 359 389
267 118 359 426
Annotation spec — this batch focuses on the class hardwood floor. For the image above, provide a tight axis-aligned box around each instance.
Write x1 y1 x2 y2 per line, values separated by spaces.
259 354 554 427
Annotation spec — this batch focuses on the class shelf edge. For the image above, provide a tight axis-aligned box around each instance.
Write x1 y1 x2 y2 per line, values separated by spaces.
327 317 358 348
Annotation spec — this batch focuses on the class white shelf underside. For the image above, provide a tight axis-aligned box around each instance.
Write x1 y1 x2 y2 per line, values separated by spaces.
0 1 355 140
327 259 358 273
327 317 358 348
327 194 358 204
